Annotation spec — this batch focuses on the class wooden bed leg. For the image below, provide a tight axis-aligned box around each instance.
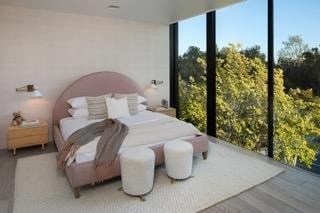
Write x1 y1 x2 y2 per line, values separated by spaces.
73 187 81 199
139 195 146 202
202 151 208 160
171 178 176 184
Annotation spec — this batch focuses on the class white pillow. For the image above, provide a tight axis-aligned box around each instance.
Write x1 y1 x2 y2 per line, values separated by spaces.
114 93 146 104
67 97 87 109
67 108 89 119
105 97 130 119
138 104 147 112
67 94 112 108
138 95 147 104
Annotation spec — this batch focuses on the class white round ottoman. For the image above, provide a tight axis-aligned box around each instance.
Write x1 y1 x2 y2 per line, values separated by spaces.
164 140 193 180
120 147 155 200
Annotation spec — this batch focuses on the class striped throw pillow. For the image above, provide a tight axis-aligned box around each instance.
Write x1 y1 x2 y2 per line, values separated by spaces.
86 95 111 119
114 93 139 115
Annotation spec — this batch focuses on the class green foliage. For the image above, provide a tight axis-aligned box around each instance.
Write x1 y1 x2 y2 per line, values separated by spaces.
179 44 320 168
278 36 320 94
274 70 320 167
278 35 309 66
241 45 266 62
179 58 207 132
178 46 206 84
216 44 268 152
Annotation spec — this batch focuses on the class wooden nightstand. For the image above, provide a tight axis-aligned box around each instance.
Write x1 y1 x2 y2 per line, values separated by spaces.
7 121 48 155
148 107 176 118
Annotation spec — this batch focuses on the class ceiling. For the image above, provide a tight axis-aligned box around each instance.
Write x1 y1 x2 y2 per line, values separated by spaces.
0 0 243 24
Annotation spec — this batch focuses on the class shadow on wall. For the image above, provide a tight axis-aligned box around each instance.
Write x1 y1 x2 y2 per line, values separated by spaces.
22 98 49 121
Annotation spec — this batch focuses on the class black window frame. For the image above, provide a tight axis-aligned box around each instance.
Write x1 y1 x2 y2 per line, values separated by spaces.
170 0 274 158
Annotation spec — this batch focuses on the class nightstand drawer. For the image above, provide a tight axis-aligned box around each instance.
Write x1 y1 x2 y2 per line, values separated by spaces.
8 126 48 139
8 134 48 148
160 109 176 117
148 107 176 118
7 121 48 155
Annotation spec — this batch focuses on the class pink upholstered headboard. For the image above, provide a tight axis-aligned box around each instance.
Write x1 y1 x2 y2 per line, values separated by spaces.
53 71 145 126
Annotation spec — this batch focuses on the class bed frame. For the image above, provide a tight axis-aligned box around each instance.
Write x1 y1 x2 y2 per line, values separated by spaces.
53 71 209 198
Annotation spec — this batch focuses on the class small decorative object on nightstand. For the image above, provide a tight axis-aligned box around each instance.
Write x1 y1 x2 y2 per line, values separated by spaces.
161 99 169 108
148 106 176 118
7 121 48 155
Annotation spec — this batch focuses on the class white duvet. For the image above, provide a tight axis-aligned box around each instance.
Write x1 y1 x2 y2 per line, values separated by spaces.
60 111 201 164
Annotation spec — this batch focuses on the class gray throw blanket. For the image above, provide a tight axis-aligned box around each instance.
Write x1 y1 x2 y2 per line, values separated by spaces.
58 119 128 169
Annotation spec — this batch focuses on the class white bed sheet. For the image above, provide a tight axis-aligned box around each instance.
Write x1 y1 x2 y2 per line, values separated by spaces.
59 111 195 164
60 111 168 141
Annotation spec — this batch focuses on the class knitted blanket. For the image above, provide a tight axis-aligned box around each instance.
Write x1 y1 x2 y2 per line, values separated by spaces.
58 119 128 183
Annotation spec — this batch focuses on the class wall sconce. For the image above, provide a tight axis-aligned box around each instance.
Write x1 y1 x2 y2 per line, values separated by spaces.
16 84 43 98
150 80 164 89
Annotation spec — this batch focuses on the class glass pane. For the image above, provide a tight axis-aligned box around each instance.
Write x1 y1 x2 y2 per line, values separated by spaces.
178 15 207 132
274 0 320 174
216 0 268 155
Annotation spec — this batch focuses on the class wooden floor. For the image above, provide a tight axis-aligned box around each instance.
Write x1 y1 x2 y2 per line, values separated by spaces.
0 139 319 213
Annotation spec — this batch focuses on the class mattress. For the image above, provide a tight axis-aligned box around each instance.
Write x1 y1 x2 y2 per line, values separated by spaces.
60 111 197 164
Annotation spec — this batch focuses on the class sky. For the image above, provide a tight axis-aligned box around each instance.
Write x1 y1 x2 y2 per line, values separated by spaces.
178 0 320 59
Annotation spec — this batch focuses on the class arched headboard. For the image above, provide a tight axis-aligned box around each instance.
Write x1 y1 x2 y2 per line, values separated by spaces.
53 71 145 126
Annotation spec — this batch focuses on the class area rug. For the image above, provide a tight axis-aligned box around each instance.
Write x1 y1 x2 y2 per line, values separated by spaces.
14 143 283 213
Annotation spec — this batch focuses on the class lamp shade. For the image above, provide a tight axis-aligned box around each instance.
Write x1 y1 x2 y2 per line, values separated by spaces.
32 90 42 98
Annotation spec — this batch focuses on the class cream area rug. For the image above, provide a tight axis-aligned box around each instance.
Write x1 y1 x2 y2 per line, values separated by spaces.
14 143 283 213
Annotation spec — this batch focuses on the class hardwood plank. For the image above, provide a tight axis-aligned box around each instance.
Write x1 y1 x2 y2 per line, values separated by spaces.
212 204 241 213
201 205 233 213
278 169 320 187
0 156 15 213
216 196 263 213
0 199 9 213
238 187 302 213
257 181 319 213
0 158 15 194
270 177 320 207
301 182 320 196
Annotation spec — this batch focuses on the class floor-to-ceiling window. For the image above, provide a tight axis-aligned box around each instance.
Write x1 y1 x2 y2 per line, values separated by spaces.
178 15 207 132
274 0 320 173
172 0 320 175
216 0 268 155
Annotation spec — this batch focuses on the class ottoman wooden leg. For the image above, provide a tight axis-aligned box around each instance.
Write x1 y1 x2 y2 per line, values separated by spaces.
73 187 81 199
202 151 208 160
139 195 146 202
171 178 176 184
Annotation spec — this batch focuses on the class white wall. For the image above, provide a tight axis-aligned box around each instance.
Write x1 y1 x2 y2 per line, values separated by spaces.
0 6 169 149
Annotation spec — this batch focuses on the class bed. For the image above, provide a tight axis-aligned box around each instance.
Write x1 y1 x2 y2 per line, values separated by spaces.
53 71 209 198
